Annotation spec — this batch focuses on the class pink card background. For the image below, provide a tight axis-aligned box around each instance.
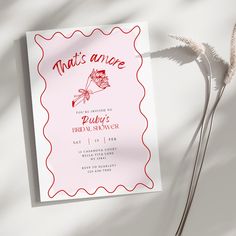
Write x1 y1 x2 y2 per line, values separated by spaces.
27 23 161 201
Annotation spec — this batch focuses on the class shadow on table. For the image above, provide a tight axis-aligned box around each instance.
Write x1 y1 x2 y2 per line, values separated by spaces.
8 1 236 234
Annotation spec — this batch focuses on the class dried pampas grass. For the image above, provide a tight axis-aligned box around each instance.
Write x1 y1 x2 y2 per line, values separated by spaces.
168 34 212 83
169 34 213 236
225 24 236 84
167 24 236 236
169 34 205 56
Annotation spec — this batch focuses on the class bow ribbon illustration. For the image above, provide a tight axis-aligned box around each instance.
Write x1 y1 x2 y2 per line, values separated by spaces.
72 89 92 107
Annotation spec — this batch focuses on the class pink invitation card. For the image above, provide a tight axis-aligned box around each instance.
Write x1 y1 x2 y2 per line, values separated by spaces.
26 22 162 202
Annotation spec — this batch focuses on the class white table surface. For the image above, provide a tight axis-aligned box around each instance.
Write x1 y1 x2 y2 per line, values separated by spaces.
1 0 236 235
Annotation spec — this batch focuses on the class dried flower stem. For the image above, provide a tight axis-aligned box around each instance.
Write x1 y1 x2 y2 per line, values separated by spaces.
172 23 236 235
175 53 212 236
168 34 214 236
176 85 226 235
169 27 236 235
181 25 236 229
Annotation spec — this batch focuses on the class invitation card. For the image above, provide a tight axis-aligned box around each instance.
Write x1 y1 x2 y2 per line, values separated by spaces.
26 22 162 202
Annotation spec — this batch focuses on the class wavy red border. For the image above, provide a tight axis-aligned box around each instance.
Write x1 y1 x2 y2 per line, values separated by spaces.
34 25 154 198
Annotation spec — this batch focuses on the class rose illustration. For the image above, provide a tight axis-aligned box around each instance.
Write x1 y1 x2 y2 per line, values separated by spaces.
72 69 110 107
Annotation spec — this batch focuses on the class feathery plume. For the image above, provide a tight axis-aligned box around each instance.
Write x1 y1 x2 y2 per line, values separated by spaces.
171 23 236 236
169 34 205 56
225 24 236 84
205 43 228 65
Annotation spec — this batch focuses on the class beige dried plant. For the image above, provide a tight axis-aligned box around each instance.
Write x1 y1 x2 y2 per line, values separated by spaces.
168 24 236 236
225 24 236 84
169 34 205 56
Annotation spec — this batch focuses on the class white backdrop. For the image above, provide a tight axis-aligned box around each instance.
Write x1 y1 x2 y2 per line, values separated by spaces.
1 0 236 235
